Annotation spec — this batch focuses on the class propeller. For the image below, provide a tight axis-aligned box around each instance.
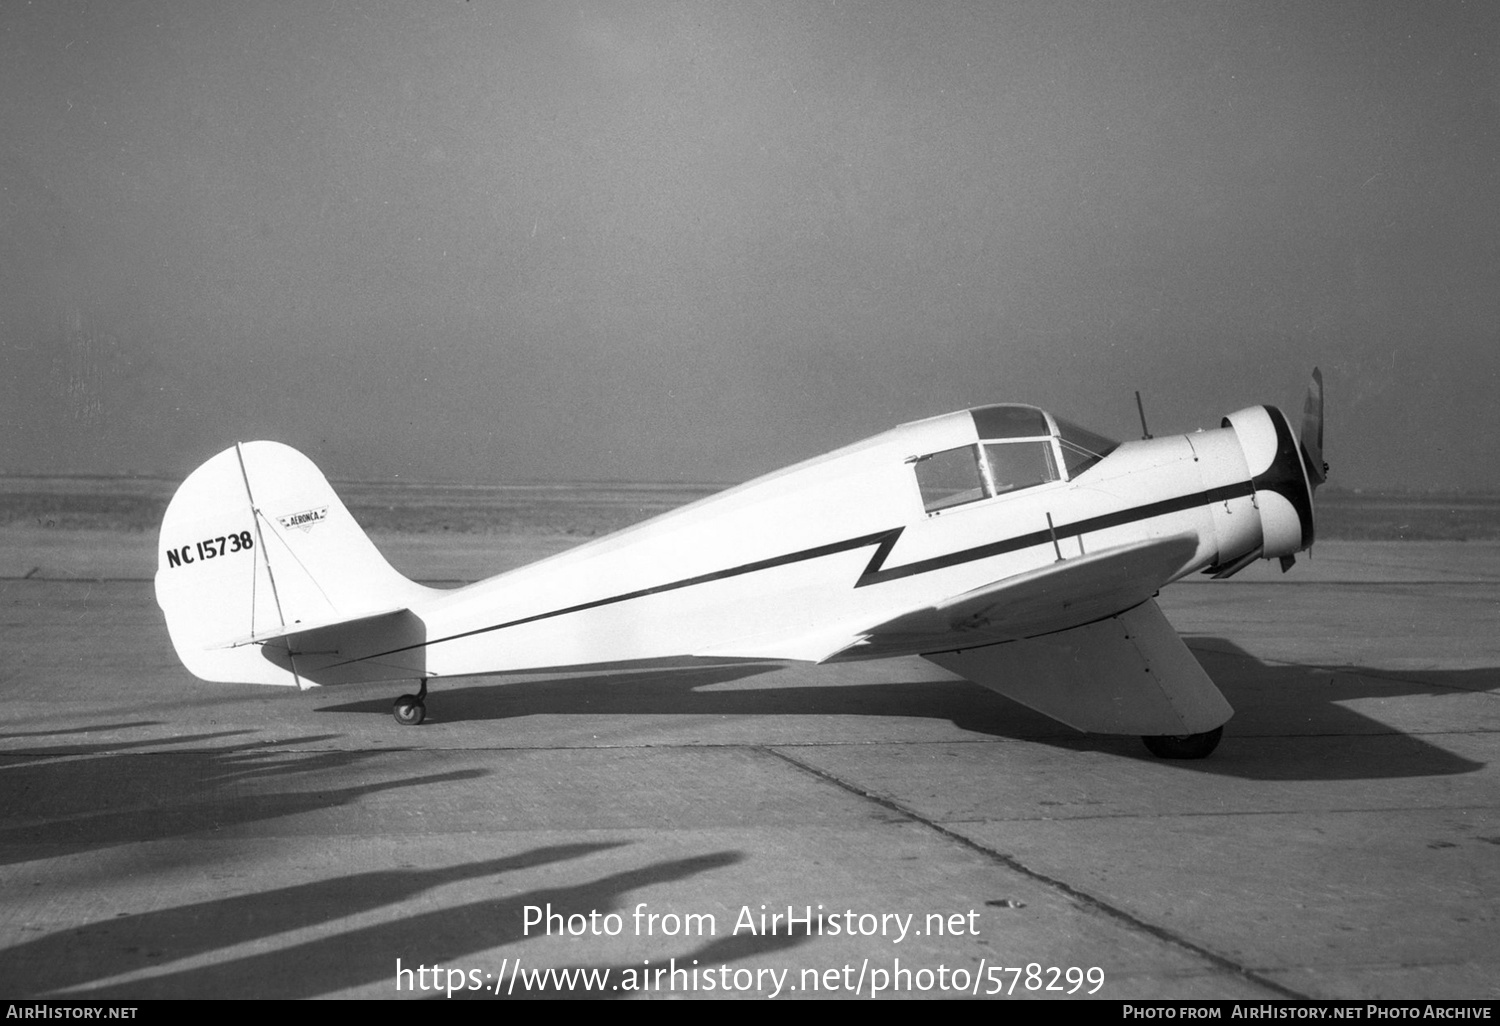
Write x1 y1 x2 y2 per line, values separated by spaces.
1300 367 1327 489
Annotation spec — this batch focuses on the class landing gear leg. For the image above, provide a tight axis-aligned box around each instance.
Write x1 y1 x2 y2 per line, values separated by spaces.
1141 726 1222 759
393 679 428 726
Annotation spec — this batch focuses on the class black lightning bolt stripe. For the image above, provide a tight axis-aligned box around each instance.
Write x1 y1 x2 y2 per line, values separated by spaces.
344 528 903 663
338 479 1257 666
855 480 1256 586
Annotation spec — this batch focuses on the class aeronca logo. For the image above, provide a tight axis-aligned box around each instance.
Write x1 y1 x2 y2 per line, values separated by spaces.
277 506 329 532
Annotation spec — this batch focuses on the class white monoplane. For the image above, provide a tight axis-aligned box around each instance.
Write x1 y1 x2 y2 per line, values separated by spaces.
157 372 1327 758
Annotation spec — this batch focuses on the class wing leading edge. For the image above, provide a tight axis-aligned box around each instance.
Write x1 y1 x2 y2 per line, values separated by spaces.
843 533 1203 659
699 534 1206 665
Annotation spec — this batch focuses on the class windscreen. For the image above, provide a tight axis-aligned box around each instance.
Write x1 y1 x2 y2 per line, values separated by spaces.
1054 417 1119 478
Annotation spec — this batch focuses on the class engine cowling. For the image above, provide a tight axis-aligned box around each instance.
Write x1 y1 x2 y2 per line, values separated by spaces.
1222 405 1316 559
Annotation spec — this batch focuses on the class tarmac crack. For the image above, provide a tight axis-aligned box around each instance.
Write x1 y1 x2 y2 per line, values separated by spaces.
758 744 1308 1001
938 801 1500 824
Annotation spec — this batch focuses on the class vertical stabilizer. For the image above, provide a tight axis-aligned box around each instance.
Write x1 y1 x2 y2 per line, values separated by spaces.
155 442 436 686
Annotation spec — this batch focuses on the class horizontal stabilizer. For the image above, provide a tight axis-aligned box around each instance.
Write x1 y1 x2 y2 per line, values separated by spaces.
214 604 411 649
252 607 431 687
924 599 1232 736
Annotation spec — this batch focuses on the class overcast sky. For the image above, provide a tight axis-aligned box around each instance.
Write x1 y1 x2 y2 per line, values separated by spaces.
2 1 1496 490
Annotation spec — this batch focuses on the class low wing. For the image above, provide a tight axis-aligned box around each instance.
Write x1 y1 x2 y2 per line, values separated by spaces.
924 598 1232 736
697 534 1202 664
844 533 1201 659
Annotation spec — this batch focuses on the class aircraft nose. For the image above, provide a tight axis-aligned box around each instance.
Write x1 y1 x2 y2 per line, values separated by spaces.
1222 404 1316 558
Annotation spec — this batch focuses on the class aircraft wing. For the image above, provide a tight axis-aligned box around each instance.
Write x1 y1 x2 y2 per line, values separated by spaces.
699 533 1202 665
923 598 1232 736
855 532 1231 735
846 533 1202 657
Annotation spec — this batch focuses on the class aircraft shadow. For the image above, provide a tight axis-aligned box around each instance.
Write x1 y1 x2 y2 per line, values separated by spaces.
1154 637 1494 781
0 732 487 868
39 849 745 999
316 640 1491 782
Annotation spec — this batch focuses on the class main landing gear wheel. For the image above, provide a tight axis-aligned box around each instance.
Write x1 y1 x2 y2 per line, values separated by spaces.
1141 726 1222 759
392 680 428 726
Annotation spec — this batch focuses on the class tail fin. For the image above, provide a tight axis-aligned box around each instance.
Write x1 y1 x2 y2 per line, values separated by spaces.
154 442 437 687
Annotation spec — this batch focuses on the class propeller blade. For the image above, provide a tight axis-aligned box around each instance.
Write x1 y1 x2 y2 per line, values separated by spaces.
1300 367 1327 488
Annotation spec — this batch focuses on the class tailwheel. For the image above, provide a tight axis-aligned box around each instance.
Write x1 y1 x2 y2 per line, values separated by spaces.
1141 726 1222 759
392 680 428 726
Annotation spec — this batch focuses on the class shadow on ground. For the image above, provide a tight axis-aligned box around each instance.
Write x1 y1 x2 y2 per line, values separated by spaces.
0 733 487 867
31 848 745 999
317 639 1492 782
445 920 819 1000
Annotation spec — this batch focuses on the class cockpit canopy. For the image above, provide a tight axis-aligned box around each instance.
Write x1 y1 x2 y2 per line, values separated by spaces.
913 405 1119 514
